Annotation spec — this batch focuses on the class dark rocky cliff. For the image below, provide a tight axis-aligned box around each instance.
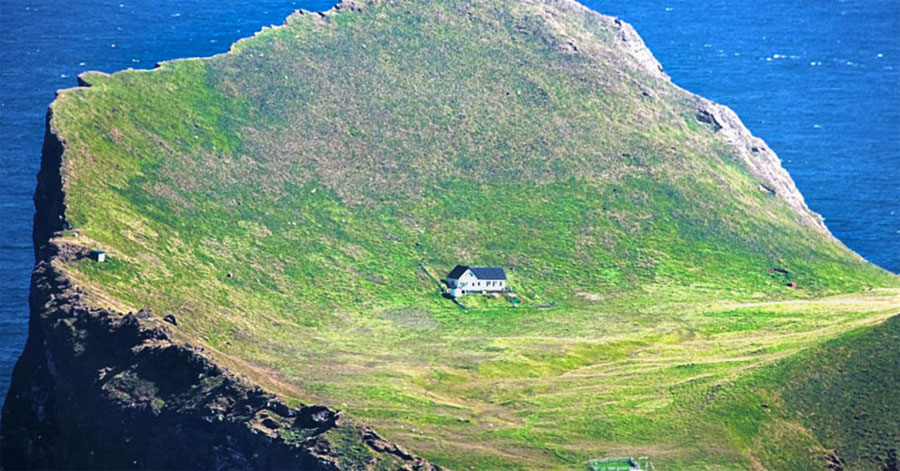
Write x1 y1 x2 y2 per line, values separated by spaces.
0 113 440 471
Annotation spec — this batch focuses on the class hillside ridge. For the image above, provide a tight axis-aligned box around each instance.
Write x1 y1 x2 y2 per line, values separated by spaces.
325 0 833 235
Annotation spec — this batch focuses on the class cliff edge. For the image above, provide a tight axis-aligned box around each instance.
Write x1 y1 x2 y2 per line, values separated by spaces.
1 114 440 470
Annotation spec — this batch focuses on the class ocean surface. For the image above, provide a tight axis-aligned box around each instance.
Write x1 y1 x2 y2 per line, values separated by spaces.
1 0 897 408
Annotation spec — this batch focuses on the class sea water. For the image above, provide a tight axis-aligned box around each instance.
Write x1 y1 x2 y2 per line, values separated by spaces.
1 0 897 407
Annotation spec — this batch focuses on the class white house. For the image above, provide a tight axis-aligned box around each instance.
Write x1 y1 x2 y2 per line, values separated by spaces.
446 265 507 297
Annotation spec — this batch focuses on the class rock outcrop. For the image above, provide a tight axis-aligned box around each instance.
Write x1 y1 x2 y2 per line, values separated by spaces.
513 0 832 237
693 97 832 236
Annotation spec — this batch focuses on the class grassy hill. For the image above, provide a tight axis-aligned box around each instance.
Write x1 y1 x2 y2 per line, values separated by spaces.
694 312 900 470
42 0 899 468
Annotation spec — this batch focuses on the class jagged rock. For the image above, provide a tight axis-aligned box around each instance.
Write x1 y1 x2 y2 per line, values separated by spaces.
696 109 723 131
261 418 280 430
294 405 338 431
694 98 832 236
825 450 845 471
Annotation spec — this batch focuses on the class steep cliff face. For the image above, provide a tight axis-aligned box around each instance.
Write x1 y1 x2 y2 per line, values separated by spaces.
501 0 829 235
693 97 831 235
31 110 69 261
605 7 830 235
1 122 440 471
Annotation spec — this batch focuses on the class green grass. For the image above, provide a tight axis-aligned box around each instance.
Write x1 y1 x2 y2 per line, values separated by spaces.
691 313 900 470
46 0 899 469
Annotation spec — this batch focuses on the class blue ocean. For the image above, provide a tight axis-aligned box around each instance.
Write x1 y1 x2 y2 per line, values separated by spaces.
1 0 897 405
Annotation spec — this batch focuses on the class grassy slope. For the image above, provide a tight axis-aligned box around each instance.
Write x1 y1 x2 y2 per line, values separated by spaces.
696 313 900 471
47 0 898 468
778 316 900 470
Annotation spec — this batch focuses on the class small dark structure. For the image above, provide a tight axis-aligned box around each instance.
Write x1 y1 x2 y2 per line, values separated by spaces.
89 250 106 263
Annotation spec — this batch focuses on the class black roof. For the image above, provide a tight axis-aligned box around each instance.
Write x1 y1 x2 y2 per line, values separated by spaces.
447 265 470 279
447 265 506 280
471 266 506 280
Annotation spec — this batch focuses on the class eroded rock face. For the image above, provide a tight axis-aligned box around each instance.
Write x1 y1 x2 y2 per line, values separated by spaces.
694 98 833 237
0 248 440 470
1 249 441 470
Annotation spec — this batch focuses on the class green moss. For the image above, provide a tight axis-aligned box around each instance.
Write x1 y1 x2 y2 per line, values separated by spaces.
327 426 376 470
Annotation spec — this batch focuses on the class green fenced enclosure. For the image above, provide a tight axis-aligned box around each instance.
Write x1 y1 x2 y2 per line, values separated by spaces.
588 457 654 471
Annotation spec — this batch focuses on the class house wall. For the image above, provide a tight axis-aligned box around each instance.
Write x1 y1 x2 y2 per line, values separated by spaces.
447 270 475 289
478 279 506 292
448 270 506 294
